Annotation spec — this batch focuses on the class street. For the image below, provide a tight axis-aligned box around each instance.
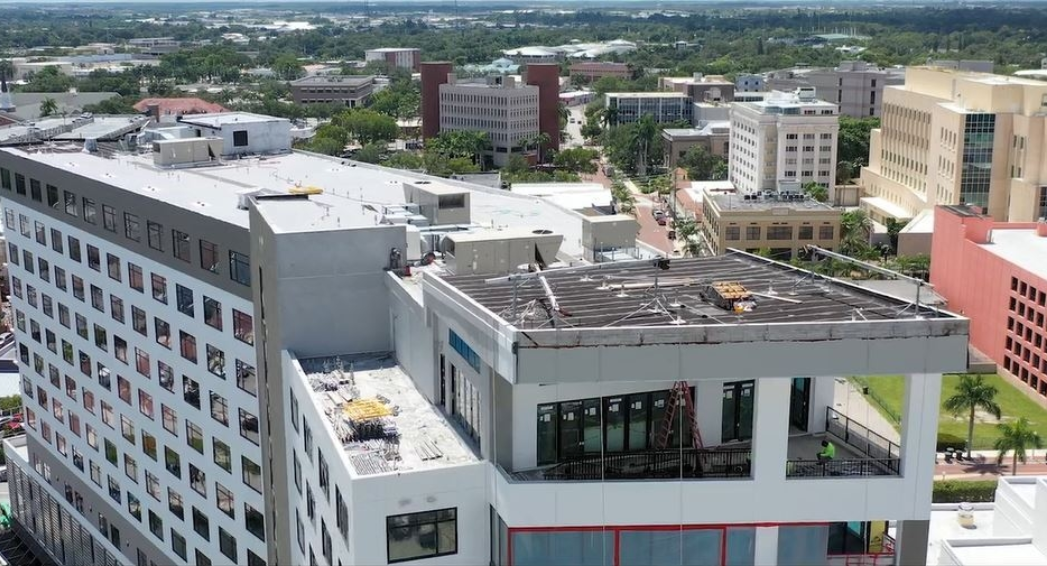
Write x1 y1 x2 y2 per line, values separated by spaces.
563 105 586 148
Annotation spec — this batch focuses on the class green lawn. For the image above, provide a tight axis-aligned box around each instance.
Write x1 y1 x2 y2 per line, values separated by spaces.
851 374 1047 450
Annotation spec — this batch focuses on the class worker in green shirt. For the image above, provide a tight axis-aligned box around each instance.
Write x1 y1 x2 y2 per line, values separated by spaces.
817 440 836 462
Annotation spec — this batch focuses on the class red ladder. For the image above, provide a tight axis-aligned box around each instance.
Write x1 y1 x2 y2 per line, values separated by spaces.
654 381 704 450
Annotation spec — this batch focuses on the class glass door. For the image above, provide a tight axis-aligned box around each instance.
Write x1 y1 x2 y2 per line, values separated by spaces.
790 377 811 432
559 401 583 459
722 381 755 442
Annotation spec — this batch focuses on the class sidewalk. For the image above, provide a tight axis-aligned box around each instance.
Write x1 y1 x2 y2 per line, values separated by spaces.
832 378 901 443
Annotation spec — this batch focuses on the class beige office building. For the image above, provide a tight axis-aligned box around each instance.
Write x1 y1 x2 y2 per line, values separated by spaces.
439 74 540 167
699 187 842 259
860 66 1047 225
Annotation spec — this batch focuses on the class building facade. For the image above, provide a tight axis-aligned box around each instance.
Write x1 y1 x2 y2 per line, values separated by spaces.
765 62 904 118
364 48 422 72
662 125 731 170
660 74 736 103
438 75 540 167
699 188 843 259
569 62 632 82
860 67 1047 225
0 147 267 566
930 205 1047 399
422 63 560 164
729 89 840 195
605 92 692 125
0 118 968 566
289 75 375 107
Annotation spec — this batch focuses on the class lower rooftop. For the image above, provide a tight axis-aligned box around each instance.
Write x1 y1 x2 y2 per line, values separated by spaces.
300 353 478 476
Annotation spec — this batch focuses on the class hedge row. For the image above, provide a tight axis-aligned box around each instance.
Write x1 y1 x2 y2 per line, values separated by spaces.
932 480 997 503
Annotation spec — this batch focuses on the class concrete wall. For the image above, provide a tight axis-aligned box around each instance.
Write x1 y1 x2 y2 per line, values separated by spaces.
268 225 407 359
388 274 436 400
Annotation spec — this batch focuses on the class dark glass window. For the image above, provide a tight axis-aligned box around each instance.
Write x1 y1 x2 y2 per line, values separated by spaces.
102 204 117 232
147 221 163 251
387 509 457 563
124 213 141 241
173 230 191 262
200 240 219 273
230 251 250 286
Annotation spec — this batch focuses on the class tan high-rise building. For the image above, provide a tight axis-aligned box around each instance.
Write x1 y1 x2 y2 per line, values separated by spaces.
861 66 1047 225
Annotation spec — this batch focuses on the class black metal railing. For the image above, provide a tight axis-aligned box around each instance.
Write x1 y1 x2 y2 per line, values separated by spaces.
513 448 752 481
786 457 901 478
825 407 901 462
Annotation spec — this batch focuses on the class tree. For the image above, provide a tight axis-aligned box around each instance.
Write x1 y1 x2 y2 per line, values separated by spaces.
354 143 384 164
429 130 489 169
82 96 140 114
39 97 58 117
994 417 1043 475
839 209 874 258
272 53 305 81
837 116 880 172
523 131 551 163
678 145 728 181
24 65 75 93
552 147 598 174
332 109 399 145
803 182 829 203
943 375 1002 458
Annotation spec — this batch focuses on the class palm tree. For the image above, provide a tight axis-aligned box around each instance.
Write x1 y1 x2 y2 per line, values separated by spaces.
839 209 874 258
994 417 1043 475
632 115 657 177
39 97 58 117
943 375 1002 457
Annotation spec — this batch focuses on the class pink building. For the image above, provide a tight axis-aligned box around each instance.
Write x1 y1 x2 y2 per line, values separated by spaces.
931 205 1047 398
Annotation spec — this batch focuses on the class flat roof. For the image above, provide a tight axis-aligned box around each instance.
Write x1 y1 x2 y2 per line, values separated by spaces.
607 91 690 98
947 542 1045 566
291 74 375 86
861 196 913 220
440 252 952 329
710 192 838 213
984 229 1047 282
300 354 478 476
177 112 288 128
3 149 587 254
54 115 150 141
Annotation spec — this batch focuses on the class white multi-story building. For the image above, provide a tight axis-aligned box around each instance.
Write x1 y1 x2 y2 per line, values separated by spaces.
1 113 968 566
439 75 540 167
729 88 840 195
365 48 422 72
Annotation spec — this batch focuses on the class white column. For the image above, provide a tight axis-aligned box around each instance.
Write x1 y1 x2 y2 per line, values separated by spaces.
900 373 943 514
696 379 723 446
754 526 779 566
752 377 791 482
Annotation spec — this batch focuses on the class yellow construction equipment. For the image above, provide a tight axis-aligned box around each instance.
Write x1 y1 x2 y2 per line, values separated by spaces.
343 398 391 421
289 185 324 195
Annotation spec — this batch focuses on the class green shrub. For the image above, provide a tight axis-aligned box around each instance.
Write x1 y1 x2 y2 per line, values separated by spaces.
932 480 997 503
936 433 966 453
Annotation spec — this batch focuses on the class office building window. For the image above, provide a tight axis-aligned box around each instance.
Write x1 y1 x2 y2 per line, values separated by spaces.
200 240 219 273
230 251 250 286
173 230 191 262
124 213 141 241
102 205 117 232
387 508 458 563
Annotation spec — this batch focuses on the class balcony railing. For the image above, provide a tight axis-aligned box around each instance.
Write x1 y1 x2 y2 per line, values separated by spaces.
511 448 752 482
786 458 901 478
826 407 900 461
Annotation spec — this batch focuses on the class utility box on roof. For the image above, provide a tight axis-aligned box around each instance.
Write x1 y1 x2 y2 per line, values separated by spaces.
442 229 563 276
402 180 471 226
581 213 640 261
151 137 222 168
